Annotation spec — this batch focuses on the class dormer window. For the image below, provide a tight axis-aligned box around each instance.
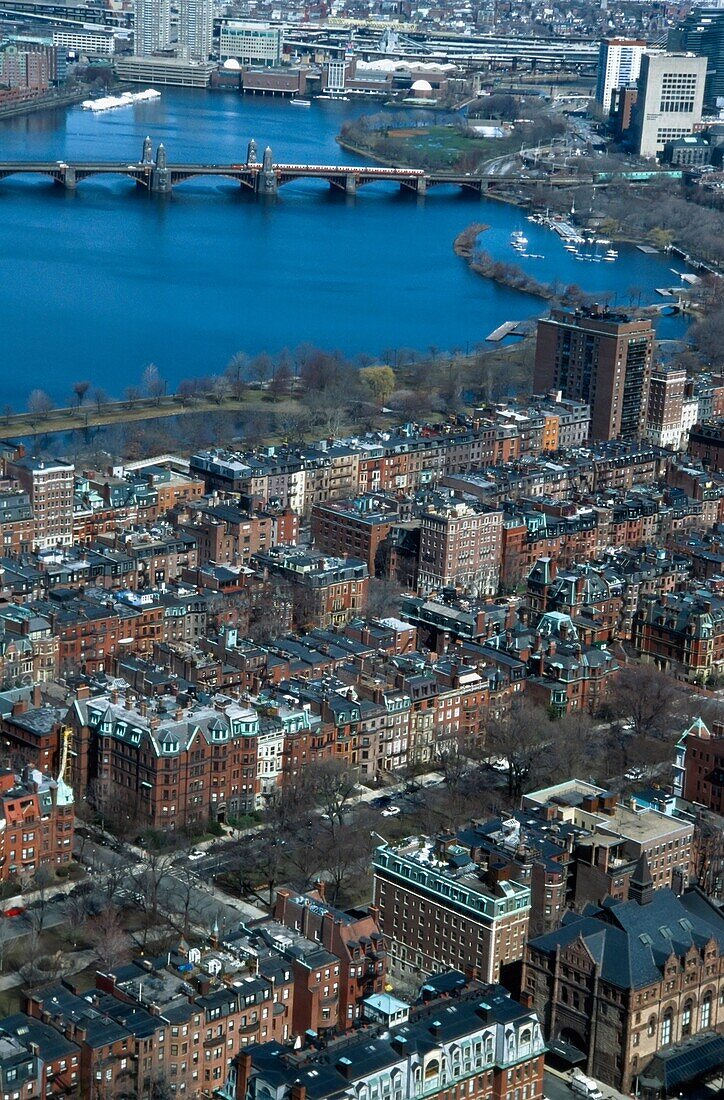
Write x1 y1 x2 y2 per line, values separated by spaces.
164 740 179 754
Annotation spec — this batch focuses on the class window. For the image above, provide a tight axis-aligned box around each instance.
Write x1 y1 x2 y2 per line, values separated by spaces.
682 1000 692 1037
700 993 712 1030
660 1010 672 1047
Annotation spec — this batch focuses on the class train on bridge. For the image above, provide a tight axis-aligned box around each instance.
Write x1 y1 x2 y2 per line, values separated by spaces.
0 138 593 197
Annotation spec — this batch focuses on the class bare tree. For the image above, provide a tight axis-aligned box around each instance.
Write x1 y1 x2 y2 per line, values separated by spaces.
269 363 293 402
312 760 358 831
91 387 109 412
167 863 206 938
609 665 685 740
27 866 53 934
86 906 131 972
142 363 166 404
486 700 552 799
73 381 90 407
27 389 54 422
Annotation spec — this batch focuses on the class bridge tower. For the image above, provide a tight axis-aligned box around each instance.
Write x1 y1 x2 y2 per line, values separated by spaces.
256 145 277 195
141 136 153 165
247 138 258 166
151 142 172 194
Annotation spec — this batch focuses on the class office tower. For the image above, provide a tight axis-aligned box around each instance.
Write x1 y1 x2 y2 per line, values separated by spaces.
219 22 283 66
533 308 654 442
595 37 646 112
631 51 707 157
134 0 171 56
178 0 213 61
670 6 724 108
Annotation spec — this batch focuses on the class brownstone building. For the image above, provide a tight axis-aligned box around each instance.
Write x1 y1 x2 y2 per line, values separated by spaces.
632 590 724 683
687 419 724 471
0 764 74 883
523 860 724 1093
274 888 387 1029
253 547 369 629
311 493 403 574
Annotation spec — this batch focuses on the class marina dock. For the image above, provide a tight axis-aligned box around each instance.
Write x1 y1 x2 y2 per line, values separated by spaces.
486 321 521 342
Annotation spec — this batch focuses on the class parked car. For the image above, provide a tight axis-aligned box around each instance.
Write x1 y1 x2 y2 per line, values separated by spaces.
3 906 25 918
381 806 401 817
188 849 204 861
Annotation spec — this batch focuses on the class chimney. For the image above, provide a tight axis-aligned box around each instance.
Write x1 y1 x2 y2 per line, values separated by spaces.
12 699 28 716
315 880 327 902
32 684 42 708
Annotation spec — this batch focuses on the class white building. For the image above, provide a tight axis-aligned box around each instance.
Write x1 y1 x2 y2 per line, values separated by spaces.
219 21 282 66
178 0 213 61
52 29 116 55
632 51 707 157
595 37 646 111
325 58 347 92
134 0 171 57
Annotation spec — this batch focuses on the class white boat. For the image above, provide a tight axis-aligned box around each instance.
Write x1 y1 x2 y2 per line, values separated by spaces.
82 88 161 112
510 230 528 247
564 244 578 253
603 248 618 261
291 98 312 107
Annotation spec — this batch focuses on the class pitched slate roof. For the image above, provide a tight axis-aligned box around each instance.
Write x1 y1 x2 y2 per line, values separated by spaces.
528 887 724 991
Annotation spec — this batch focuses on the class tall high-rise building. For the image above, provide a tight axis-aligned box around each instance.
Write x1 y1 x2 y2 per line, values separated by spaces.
595 37 646 112
6 456 75 549
630 51 707 157
533 308 654 442
178 0 213 61
646 364 687 449
134 0 170 56
670 6 724 108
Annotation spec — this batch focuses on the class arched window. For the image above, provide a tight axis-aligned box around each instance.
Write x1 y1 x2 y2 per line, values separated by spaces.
700 993 712 1030
719 986 724 1007
681 1000 693 1037
424 1060 440 1082
647 1016 656 1038
561 987 569 1004
519 1028 532 1051
660 1009 673 1047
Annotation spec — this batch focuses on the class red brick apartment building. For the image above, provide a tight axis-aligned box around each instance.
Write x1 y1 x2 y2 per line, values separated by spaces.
274 888 387 1029
0 764 74 883
675 715 724 812
533 308 653 441
311 493 403 574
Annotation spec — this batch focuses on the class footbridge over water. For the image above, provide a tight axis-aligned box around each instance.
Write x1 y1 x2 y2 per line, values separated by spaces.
0 137 590 197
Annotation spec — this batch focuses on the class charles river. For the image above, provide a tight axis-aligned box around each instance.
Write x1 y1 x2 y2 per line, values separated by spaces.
0 88 691 405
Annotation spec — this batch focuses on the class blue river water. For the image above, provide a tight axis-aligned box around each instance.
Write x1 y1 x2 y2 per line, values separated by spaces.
0 88 691 405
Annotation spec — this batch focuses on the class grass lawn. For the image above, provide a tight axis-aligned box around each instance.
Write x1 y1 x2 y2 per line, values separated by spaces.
382 126 519 170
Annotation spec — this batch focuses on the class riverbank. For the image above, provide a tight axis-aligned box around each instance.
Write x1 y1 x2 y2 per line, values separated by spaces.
0 86 91 120
453 223 584 305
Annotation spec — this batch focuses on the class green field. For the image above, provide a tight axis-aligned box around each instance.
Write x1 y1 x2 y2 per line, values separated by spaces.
341 123 518 172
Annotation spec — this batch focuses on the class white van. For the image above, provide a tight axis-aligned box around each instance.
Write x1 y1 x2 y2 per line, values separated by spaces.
570 1072 603 1100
